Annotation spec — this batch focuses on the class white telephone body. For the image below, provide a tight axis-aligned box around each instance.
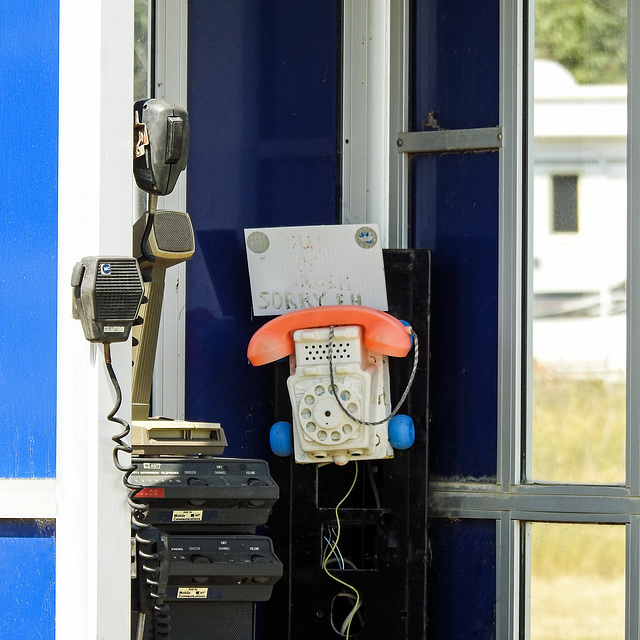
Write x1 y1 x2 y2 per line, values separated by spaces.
287 325 394 465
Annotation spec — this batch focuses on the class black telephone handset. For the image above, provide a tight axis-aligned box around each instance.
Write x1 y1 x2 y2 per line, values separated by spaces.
133 98 189 196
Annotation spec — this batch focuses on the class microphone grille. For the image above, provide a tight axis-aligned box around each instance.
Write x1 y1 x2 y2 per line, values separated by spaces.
94 259 145 321
152 210 195 254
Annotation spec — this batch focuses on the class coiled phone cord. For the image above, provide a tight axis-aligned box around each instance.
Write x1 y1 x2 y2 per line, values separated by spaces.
327 325 419 426
103 342 171 640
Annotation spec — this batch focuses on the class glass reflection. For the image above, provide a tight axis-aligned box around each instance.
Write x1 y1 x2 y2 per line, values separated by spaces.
531 0 627 483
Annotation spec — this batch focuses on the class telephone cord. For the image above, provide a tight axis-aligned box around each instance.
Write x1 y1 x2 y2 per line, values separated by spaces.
328 325 419 426
103 343 141 498
138 194 159 277
103 342 170 640
103 344 149 527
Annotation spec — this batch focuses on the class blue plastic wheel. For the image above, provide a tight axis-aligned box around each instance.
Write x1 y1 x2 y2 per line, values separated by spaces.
270 421 294 457
400 319 414 347
388 414 415 450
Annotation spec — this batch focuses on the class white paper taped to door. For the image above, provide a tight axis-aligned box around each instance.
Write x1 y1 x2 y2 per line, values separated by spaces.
244 224 388 316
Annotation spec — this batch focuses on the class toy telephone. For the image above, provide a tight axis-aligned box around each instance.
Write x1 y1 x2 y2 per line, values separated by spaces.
248 305 416 466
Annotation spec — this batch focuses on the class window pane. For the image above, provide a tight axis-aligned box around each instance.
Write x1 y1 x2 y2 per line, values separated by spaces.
134 0 152 216
427 520 496 638
531 0 627 483
134 0 152 100
529 523 625 640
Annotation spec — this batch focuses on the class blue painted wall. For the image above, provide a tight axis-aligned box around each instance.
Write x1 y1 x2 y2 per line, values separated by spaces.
0 0 58 480
0 522 56 640
0 2 58 638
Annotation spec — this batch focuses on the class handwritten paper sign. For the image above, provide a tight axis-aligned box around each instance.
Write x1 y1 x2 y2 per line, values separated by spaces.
244 224 388 316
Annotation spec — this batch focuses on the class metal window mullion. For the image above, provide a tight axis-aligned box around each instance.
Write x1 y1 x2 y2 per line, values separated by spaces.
341 0 368 230
495 517 523 640
523 0 535 488
342 0 409 249
520 522 531 640
429 481 640 522
387 0 409 248
627 0 640 498
627 517 640 640
627 4 640 638
498 0 525 493
341 0 391 244
497 0 526 631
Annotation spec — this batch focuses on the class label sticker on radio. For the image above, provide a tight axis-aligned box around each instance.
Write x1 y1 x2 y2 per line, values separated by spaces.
177 587 208 599
172 510 204 522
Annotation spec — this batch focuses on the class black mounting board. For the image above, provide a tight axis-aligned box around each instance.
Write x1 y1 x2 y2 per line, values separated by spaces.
268 249 431 640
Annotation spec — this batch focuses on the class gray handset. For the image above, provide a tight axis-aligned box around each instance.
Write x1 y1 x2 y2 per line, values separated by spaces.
71 256 144 343
133 98 189 196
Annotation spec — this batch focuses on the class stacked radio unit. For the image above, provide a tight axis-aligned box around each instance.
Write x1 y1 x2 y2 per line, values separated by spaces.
128 99 281 640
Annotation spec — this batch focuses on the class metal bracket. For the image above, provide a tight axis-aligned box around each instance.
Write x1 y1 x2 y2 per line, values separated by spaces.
396 126 503 155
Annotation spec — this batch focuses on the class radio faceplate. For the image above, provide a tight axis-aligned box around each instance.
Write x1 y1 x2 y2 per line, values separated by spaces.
165 535 283 602
131 457 278 530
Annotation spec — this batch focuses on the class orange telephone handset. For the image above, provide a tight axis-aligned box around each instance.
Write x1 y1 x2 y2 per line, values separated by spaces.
247 305 412 366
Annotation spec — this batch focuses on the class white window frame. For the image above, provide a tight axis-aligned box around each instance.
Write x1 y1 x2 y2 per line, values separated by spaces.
341 0 410 249
55 2 189 637
56 1 135 638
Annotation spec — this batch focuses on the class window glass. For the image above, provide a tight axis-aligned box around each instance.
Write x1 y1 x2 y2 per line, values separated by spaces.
529 522 625 640
134 0 152 100
134 0 152 216
531 0 627 483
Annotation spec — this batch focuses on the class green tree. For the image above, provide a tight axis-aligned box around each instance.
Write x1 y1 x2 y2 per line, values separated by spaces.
535 0 627 84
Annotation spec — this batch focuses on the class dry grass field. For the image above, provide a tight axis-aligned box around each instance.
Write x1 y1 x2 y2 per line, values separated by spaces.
531 574 624 640
531 374 626 484
529 374 626 639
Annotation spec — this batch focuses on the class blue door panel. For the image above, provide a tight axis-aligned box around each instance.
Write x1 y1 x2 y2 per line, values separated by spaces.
255 156 339 227
186 0 340 457
411 0 500 633
0 522 55 640
0 0 58 479
412 0 500 478
256 1 340 141
427 519 496 638
413 152 499 480
412 0 499 131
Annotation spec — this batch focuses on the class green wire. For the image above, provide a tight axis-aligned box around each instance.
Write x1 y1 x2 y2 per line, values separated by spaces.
322 462 361 639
